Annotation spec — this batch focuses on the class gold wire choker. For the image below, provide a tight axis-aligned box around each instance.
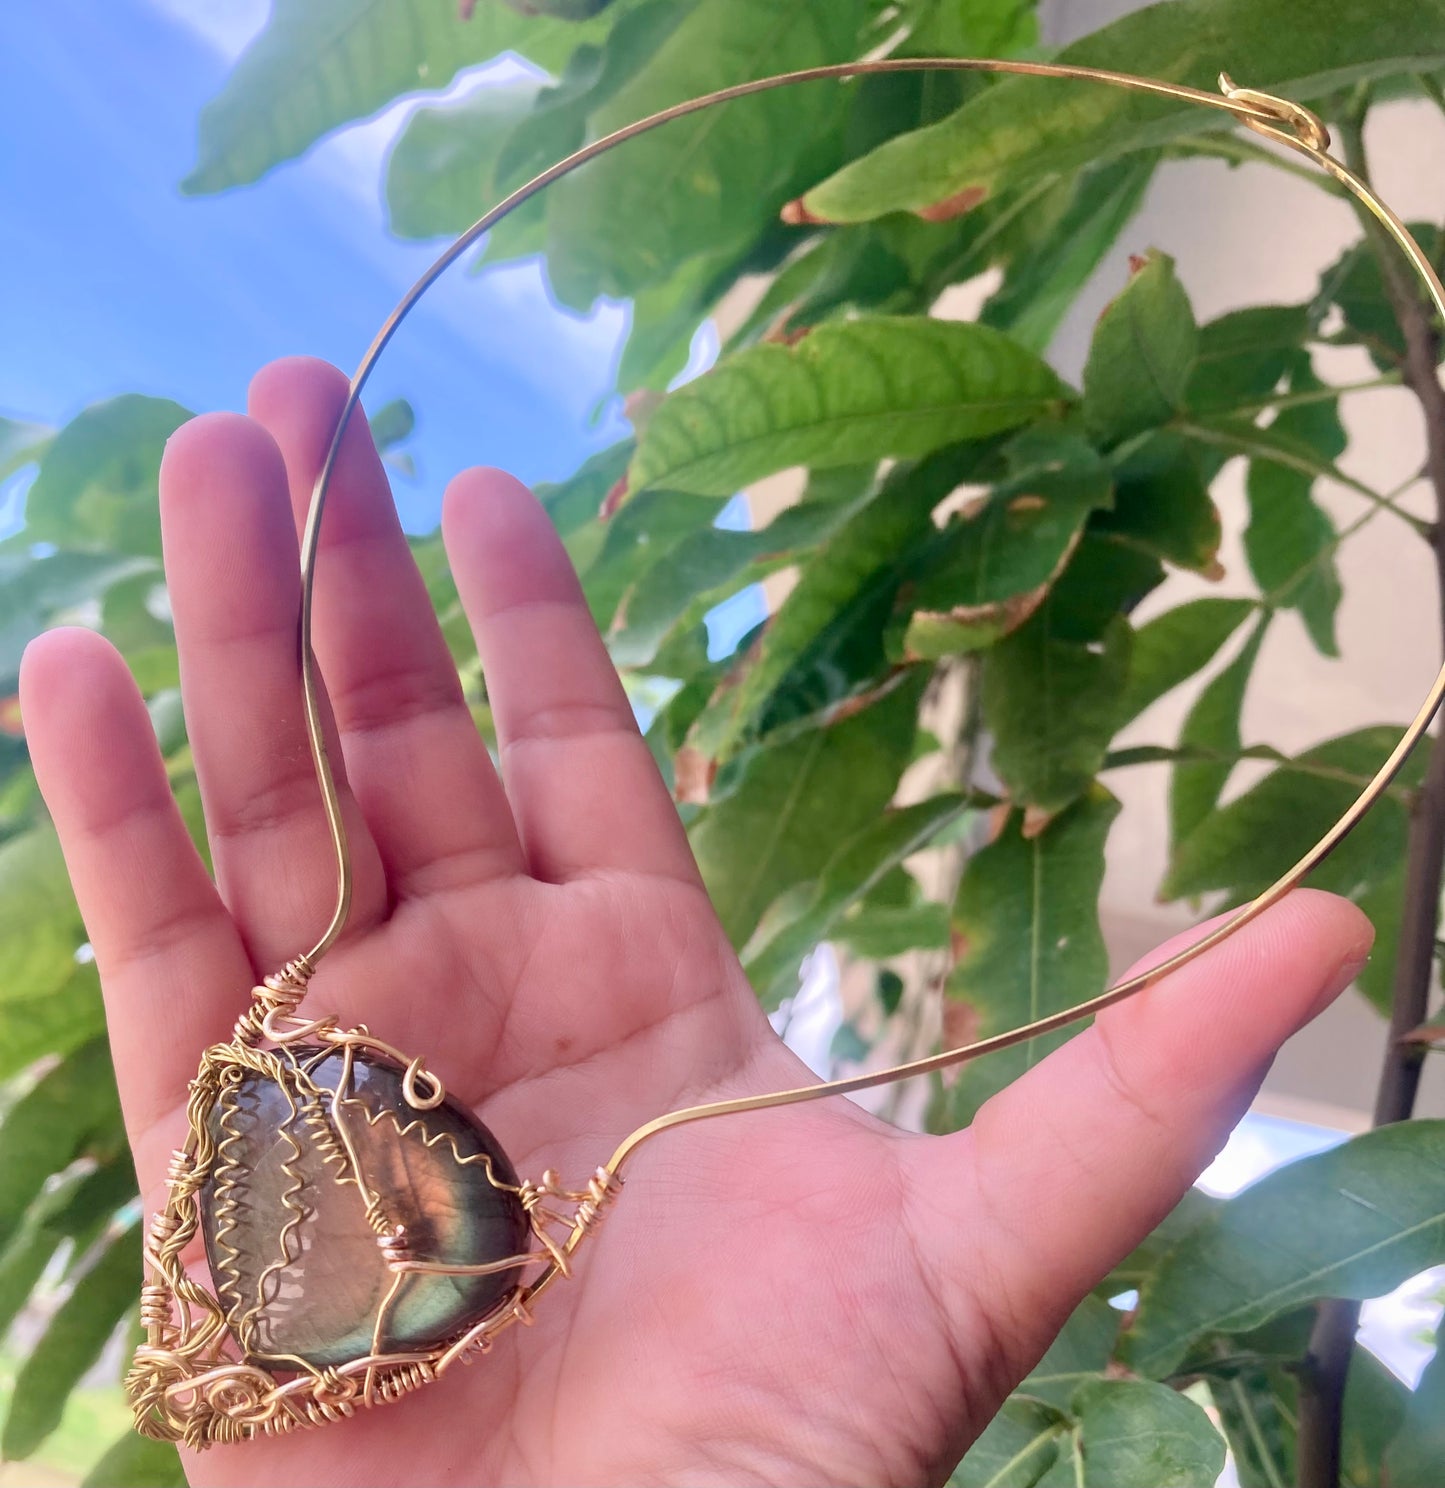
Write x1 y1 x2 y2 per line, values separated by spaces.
127 57 1445 1447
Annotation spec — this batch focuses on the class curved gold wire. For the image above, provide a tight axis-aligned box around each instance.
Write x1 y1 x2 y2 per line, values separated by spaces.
294 60 1445 1170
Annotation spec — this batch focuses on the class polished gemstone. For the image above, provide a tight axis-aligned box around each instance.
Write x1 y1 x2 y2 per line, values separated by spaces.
199 1048 529 1369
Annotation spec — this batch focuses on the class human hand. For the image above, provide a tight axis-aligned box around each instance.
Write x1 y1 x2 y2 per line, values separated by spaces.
20 357 1372 1487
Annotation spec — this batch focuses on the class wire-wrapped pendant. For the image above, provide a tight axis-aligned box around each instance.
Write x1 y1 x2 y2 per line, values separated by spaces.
127 961 620 1446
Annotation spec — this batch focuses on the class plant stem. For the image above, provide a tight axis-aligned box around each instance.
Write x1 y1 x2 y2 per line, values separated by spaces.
1164 135 1348 197
1296 99 1445 1488
1100 742 1418 802
1172 417 1430 533
1262 465 1425 605
1227 371 1402 419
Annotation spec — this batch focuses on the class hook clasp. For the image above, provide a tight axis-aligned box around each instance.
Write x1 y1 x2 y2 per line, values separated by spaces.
1219 73 1330 153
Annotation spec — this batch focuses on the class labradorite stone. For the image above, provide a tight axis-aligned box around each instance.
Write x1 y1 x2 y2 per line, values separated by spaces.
199 1049 528 1368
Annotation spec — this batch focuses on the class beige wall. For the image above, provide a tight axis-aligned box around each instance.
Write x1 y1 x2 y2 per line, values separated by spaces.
1043 1 1445 1125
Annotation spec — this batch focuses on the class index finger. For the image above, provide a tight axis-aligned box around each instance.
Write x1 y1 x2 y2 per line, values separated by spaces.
19 628 251 1164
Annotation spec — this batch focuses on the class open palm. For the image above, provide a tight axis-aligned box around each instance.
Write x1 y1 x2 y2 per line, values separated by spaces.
22 359 1370 1487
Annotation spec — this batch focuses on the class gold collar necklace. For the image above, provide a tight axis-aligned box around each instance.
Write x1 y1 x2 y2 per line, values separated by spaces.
125 57 1445 1448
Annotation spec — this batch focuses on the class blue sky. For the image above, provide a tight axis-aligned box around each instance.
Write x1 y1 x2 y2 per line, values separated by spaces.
0 0 629 530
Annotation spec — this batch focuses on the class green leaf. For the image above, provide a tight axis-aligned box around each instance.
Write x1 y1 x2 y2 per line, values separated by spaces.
1186 304 1309 417
1104 1188 1218 1295
901 0 1038 58
577 488 727 630
1341 1346 1410 1488
0 550 157 688
982 609 1132 820
1178 412 1375 517
933 790 1119 1128
980 155 1156 354
82 1432 187 1488
1197 1315 1407 1488
545 0 868 304
99 571 177 691
1314 224 1445 370
1168 614 1269 855
1163 726 1418 904
0 1155 136 1342
1044 530 1164 643
1 1219 140 1460
835 900 950 960
610 486 862 666
629 316 1066 497
1242 366 1345 655
951 1396 1067 1488
387 0 689 256
1352 863 1406 1016
184 0 617 194
0 827 88 1021
1098 432 1222 576
0 1181 85 1346
896 447 1113 660
618 249 735 394
1119 597 1253 725
1019 1295 1120 1411
0 1039 123 1256
0 964 107 1085
1125 1120 1445 1378
1036 1379 1224 1487
25 396 191 558
538 439 633 537
687 443 995 760
1385 1345 1445 1486
800 0 1445 223
0 416 54 483
1082 251 1197 448
1210 1362 1297 1488
728 228 922 355
689 670 925 946
386 81 543 239
743 794 967 1006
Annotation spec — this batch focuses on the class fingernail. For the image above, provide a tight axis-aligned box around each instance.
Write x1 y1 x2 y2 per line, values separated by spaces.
1315 944 1373 1015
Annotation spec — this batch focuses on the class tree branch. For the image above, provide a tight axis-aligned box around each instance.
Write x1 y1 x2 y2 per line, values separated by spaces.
1296 98 1445 1488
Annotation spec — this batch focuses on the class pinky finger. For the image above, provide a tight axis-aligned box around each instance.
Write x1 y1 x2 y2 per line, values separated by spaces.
20 629 252 1156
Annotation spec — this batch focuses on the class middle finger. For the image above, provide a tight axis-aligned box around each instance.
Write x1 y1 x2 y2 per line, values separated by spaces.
161 411 388 971
247 357 525 902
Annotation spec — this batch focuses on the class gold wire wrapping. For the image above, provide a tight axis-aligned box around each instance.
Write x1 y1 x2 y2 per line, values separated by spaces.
127 962 621 1445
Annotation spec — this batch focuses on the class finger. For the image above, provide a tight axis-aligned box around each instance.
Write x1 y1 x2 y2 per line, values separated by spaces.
160 412 387 970
248 358 524 898
910 890 1373 1357
19 629 251 1147
443 468 702 885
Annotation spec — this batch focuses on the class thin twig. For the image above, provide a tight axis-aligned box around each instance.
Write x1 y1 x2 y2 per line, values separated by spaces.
1164 134 1349 197
1297 94 1445 1488
1260 465 1426 605
1225 371 1402 419
1100 742 1418 803
1172 417 1430 534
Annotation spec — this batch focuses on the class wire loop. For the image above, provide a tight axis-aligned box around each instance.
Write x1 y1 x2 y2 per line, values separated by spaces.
1219 72 1331 151
280 58 1445 1172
